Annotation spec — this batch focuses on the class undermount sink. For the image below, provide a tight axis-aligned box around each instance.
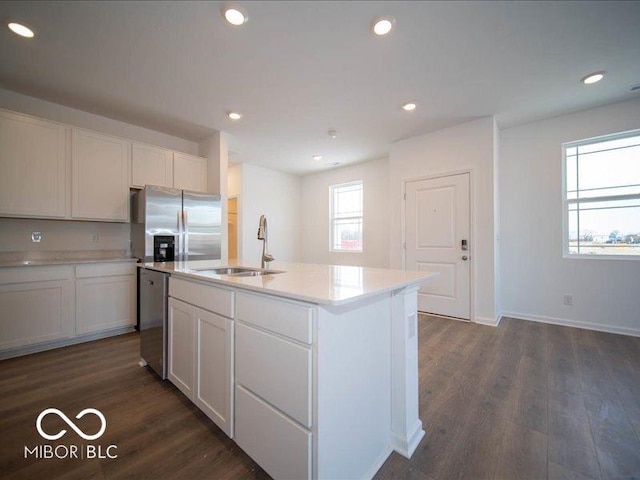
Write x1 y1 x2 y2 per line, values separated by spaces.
194 267 285 277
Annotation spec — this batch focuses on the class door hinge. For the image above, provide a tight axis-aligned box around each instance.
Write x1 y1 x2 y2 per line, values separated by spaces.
403 192 406 200
403 242 406 250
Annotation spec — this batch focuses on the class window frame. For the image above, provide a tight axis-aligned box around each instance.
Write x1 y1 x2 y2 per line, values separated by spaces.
562 129 640 260
329 180 364 253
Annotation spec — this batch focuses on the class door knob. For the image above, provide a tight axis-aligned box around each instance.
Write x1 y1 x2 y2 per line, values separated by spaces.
462 255 468 261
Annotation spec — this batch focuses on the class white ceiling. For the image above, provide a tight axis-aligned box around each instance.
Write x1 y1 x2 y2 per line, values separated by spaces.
0 1 639 175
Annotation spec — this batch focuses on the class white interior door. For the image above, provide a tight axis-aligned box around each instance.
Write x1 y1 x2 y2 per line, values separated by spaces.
405 173 471 320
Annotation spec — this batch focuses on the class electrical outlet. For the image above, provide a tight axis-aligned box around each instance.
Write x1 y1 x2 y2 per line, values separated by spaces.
563 294 573 306
31 232 42 243
89 233 99 243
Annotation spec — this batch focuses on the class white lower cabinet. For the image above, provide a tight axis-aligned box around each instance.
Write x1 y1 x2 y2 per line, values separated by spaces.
75 263 136 334
166 281 315 477
168 298 195 399
235 384 312 480
234 292 314 480
0 262 137 359
0 266 74 350
168 279 234 437
235 322 311 427
195 308 233 437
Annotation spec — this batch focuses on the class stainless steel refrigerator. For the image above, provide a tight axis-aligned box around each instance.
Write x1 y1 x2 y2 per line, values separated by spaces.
131 185 222 262
132 185 221 379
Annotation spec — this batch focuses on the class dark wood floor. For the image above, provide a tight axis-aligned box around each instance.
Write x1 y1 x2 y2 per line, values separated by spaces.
1 316 639 479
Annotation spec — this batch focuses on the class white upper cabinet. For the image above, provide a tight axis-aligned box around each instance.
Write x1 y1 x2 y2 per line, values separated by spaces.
0 109 209 221
0 110 67 218
173 152 207 192
131 142 174 189
71 128 131 222
132 145 207 193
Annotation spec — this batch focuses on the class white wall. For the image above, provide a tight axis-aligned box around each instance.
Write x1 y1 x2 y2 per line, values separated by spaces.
227 163 243 260
229 163 302 264
199 132 229 261
500 97 640 337
0 88 198 154
389 117 498 324
227 164 242 198
301 158 390 268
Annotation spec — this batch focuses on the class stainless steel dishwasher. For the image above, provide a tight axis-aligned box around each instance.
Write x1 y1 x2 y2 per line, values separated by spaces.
139 268 169 379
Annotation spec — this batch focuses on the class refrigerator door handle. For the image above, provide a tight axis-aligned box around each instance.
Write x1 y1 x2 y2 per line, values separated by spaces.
183 210 189 260
177 209 184 262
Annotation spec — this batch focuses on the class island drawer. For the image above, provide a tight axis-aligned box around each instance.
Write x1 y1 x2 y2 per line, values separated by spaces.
169 277 234 319
236 322 312 428
235 384 311 480
236 291 312 344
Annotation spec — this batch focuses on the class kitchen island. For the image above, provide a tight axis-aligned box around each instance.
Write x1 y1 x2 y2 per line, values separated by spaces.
143 259 436 480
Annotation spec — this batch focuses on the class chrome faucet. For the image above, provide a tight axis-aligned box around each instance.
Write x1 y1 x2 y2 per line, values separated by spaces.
257 215 275 268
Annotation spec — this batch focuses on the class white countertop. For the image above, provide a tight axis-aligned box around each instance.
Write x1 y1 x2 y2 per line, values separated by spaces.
142 259 437 306
0 250 136 268
0 257 137 268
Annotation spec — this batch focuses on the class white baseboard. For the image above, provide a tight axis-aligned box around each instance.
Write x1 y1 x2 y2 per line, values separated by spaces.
474 315 502 327
392 419 425 459
364 445 393 480
0 326 136 360
502 311 640 338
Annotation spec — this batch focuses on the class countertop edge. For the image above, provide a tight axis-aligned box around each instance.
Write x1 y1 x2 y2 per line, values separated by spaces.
0 258 138 268
144 263 436 307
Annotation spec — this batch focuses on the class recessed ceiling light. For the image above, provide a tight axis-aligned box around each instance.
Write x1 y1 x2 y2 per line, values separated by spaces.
312 155 323 161
8 22 34 38
227 111 243 121
402 102 417 112
222 5 248 26
581 71 605 85
371 17 394 36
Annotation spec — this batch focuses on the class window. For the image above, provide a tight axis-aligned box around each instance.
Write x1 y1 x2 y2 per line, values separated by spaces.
563 130 640 257
330 181 363 252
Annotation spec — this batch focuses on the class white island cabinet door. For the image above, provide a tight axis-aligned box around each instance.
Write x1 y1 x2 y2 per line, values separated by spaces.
235 385 312 480
194 307 233 437
71 128 130 221
0 110 67 218
168 297 195 400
